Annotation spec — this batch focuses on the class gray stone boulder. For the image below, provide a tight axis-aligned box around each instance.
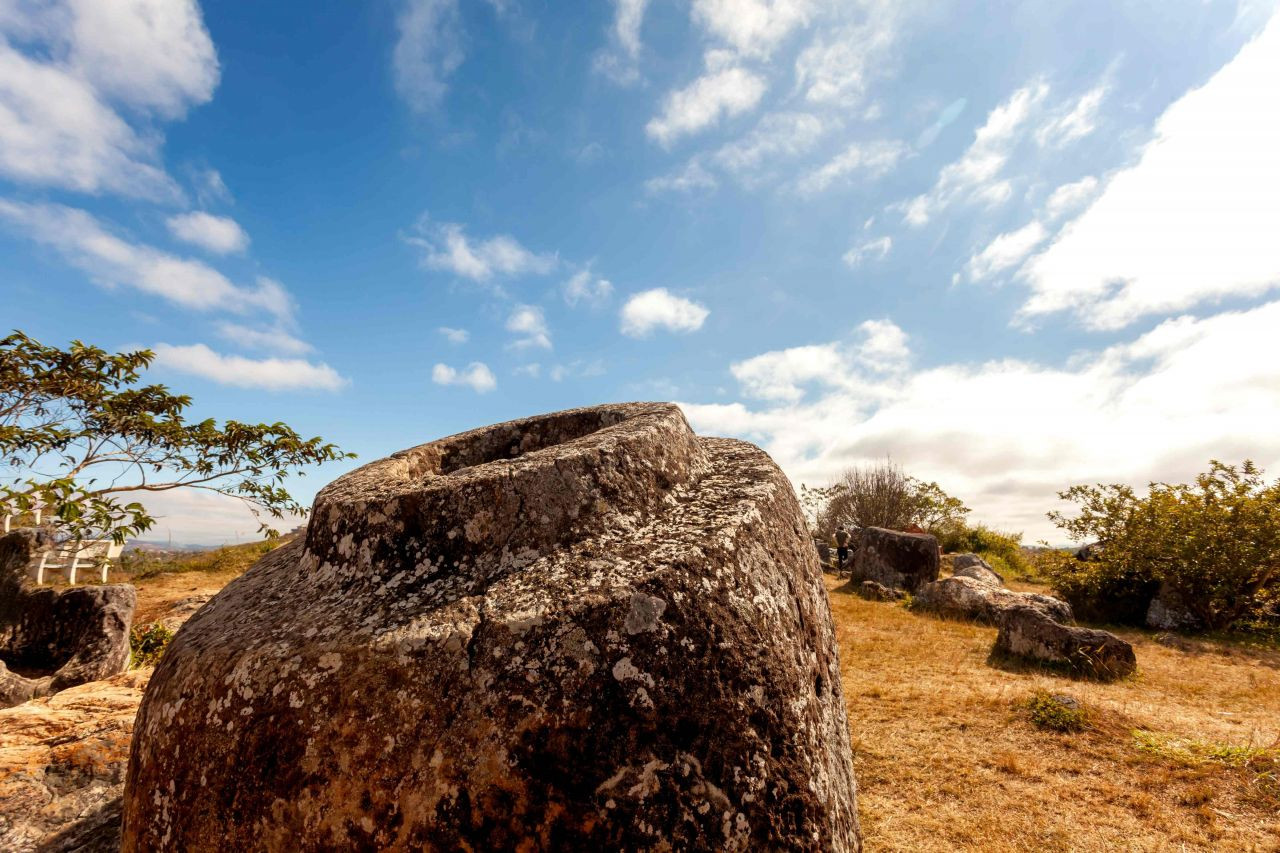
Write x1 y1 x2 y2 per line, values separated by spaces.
914 576 1072 625
0 531 136 709
816 539 832 568
949 553 1003 586
1144 583 1203 632
124 403 861 851
856 580 906 602
994 604 1136 680
851 527 939 593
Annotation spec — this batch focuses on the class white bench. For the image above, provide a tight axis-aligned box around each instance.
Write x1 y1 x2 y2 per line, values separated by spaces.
3 507 43 533
34 539 124 585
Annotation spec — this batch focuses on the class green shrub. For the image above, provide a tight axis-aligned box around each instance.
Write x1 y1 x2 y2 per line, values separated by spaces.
1025 690 1090 732
1036 548 1159 625
1049 460 1280 631
130 622 174 668
940 524 1031 579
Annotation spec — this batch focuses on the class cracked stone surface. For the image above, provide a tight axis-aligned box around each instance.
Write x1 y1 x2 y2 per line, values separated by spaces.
123 402 860 851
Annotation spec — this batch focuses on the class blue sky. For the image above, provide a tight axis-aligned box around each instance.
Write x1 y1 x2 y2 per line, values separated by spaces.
3 0 1279 543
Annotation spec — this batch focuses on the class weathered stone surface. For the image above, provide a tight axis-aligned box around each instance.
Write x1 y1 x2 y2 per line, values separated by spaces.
124 403 860 851
816 540 831 567
850 527 939 593
0 532 136 710
915 576 1073 625
0 668 150 852
152 595 213 633
993 604 1136 680
949 553 1003 586
856 580 906 602
1144 583 1203 632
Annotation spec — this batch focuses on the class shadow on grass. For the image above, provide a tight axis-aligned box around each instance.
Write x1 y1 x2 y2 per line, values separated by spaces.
985 648 1137 684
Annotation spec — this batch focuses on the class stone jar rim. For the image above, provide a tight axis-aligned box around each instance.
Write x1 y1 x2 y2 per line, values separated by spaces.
302 402 704 573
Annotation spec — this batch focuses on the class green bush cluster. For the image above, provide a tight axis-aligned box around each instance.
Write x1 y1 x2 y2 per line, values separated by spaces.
1046 460 1280 631
130 622 175 668
1025 690 1090 733
939 524 1030 579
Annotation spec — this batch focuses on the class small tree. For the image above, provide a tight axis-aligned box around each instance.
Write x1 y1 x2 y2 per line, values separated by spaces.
1 331 354 544
1047 460 1280 630
808 460 969 540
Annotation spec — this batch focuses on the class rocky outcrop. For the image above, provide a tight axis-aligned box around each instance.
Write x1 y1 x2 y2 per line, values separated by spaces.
0 669 150 852
914 576 1073 625
151 595 213 633
949 553 1003 586
124 403 861 851
855 580 906 602
816 540 831 567
1144 583 1203 632
993 604 1136 680
850 527 939 593
0 532 136 709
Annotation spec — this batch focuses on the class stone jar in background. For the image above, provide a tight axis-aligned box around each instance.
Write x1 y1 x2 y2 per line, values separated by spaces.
123 403 860 852
0 530 136 709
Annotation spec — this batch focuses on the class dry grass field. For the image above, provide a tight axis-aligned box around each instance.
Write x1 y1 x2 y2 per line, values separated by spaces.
828 575 1280 852
117 545 1279 850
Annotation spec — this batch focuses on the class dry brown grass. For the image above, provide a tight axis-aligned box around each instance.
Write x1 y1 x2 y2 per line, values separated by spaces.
828 576 1280 852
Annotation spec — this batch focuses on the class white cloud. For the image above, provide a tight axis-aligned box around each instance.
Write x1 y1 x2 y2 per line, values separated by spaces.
856 318 910 371
963 221 1048 283
215 323 313 356
794 5 898 107
191 167 232 206
843 236 892 268
111 487 305 546
506 304 552 349
392 0 463 113
620 288 710 337
646 64 767 146
1019 15 1280 329
798 139 908 194
166 211 249 254
563 270 614 306
405 216 557 282
438 326 469 343
691 0 813 57
902 81 1049 226
0 200 294 320
680 299 1280 543
1036 85 1107 148
432 361 497 393
732 343 846 402
1043 176 1099 220
152 343 346 391
712 111 826 177
613 0 650 58
0 44 176 199
645 158 718 194
594 0 650 84
0 0 217 199
514 363 541 378
729 318 907 401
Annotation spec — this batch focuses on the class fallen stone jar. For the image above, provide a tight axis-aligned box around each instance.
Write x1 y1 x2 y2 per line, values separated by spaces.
0 530 136 710
123 402 861 852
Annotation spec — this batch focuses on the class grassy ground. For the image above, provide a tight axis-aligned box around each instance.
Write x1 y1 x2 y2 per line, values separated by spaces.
85 541 1280 849
828 575 1280 851
117 538 290 625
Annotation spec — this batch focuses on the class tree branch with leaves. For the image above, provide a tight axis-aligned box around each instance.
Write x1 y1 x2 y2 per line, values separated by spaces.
1 331 355 544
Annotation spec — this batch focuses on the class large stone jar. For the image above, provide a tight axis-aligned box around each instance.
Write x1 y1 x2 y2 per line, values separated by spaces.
123 403 860 851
